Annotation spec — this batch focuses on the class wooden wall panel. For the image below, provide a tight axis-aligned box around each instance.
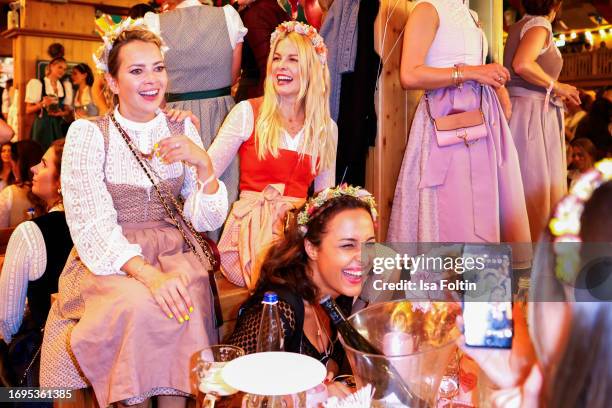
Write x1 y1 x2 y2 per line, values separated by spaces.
369 0 421 241
23 2 96 35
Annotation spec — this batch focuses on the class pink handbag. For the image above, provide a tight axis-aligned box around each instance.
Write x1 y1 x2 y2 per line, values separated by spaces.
425 87 487 148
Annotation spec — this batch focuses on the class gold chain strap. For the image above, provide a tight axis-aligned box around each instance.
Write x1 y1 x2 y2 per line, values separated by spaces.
109 114 219 270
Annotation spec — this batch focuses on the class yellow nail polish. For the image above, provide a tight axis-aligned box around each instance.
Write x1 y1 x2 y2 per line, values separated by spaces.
179 317 184 324
189 306 194 313
168 314 173 319
184 315 190 321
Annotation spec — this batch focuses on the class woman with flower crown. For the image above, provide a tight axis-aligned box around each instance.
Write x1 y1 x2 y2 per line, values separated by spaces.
209 21 337 291
458 159 612 408
40 21 228 408
226 185 377 398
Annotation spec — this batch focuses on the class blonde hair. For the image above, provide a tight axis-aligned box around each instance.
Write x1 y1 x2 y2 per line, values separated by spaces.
255 31 335 175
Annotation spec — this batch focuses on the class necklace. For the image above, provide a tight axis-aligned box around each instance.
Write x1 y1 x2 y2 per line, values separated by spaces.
110 113 155 160
310 304 332 360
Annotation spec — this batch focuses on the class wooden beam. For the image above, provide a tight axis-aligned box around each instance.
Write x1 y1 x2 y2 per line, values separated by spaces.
1 28 100 42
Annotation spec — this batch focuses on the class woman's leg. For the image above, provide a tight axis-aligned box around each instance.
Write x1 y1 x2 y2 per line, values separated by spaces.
157 395 188 408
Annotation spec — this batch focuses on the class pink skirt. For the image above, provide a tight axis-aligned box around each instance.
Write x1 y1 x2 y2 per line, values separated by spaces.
41 220 217 407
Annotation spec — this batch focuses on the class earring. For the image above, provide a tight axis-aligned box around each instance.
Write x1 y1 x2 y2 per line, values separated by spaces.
57 187 62 195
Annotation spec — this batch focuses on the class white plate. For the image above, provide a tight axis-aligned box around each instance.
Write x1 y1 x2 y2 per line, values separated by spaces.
221 352 326 396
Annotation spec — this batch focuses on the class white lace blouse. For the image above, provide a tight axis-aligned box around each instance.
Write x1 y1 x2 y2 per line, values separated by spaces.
62 109 228 276
208 101 337 192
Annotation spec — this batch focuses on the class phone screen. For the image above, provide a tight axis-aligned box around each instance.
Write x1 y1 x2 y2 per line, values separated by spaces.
462 244 513 349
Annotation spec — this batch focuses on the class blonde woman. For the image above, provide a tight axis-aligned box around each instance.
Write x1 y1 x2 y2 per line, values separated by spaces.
209 21 337 290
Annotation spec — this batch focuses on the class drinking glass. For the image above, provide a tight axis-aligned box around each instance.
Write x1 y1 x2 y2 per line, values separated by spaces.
194 345 245 408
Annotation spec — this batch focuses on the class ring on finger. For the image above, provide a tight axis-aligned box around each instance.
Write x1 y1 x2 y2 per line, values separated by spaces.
497 76 504 82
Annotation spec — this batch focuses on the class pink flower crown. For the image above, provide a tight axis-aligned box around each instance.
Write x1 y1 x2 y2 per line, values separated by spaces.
549 158 612 282
297 184 377 235
270 21 328 65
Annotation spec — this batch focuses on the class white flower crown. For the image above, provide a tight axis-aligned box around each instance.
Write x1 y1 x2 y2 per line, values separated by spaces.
92 17 169 74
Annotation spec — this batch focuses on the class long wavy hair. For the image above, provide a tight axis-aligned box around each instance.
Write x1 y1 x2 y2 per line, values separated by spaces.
11 141 46 216
530 181 612 407
256 195 373 303
255 31 335 175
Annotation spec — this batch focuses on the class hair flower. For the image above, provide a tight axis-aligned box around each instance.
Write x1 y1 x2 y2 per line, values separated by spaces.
297 184 377 235
270 21 328 65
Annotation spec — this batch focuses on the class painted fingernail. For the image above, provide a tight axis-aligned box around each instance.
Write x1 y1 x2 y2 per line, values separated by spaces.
184 314 190 321
179 317 184 324
168 314 174 319
154 143 159 149
189 306 194 313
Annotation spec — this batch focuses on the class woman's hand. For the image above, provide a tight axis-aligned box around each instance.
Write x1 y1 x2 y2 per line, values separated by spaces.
465 63 511 89
496 86 513 121
143 266 194 323
553 82 581 106
165 108 201 130
157 135 212 172
456 303 536 389
324 372 353 400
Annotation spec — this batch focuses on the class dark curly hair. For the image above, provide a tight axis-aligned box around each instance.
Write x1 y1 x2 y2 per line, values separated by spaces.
521 0 562 16
256 194 374 303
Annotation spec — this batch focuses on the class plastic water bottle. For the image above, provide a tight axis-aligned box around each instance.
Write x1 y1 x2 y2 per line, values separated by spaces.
247 292 284 408
256 291 283 352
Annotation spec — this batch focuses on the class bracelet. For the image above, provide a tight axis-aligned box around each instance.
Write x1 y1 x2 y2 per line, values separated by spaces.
200 173 216 189
452 64 464 89
134 258 148 277
547 79 556 94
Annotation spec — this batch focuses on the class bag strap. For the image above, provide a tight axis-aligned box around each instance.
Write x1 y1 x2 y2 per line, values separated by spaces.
424 5 485 124
109 113 224 328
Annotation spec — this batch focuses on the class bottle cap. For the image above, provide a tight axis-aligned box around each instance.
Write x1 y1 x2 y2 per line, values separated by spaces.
319 295 331 305
262 291 278 304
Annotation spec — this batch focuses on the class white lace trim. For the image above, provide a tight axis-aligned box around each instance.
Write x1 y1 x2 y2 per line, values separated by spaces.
62 115 228 276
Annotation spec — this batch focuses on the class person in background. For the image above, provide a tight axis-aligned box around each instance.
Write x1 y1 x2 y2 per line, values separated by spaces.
503 0 580 242
128 2 155 19
567 137 597 188
0 141 45 228
0 118 14 145
574 96 612 155
2 79 13 121
234 0 290 102
460 160 612 408
227 185 376 398
70 63 99 119
144 0 246 228
209 21 337 290
0 143 15 190
40 24 228 408
564 98 587 142
388 0 530 254
25 57 73 150
0 140 70 388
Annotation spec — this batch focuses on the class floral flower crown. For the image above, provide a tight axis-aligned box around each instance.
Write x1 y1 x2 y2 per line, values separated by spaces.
297 184 377 235
270 21 328 65
92 16 169 74
549 158 612 282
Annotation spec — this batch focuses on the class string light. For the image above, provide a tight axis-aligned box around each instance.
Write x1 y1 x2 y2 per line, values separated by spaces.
599 29 607 37
585 31 594 44
570 31 577 39
556 33 566 47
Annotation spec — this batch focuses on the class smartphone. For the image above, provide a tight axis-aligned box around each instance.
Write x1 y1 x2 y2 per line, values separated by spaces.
463 300 513 348
462 244 513 349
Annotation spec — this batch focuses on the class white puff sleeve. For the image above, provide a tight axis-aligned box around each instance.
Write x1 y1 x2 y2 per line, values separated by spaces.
223 4 248 49
181 118 229 231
